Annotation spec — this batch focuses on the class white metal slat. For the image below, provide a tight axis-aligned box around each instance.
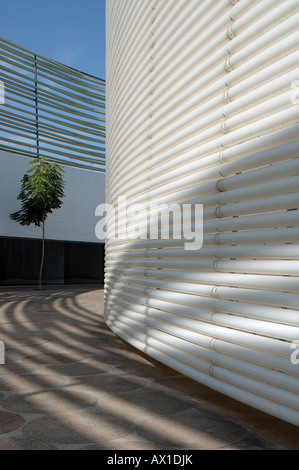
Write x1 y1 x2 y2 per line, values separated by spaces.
0 36 105 171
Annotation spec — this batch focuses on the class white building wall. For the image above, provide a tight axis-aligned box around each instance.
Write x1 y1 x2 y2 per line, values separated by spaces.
105 0 299 426
0 150 105 243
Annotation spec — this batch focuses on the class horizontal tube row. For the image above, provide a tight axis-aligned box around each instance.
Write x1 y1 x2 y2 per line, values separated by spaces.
106 0 299 426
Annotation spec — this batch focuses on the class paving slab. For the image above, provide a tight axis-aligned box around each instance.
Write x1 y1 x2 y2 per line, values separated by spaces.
0 285 298 450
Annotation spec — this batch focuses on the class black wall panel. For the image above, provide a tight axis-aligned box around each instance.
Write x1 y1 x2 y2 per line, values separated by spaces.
0 237 104 286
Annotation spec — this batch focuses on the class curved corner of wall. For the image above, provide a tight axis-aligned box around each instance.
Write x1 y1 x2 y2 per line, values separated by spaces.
104 0 299 426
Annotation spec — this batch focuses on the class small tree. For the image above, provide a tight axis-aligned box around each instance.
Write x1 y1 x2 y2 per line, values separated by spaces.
10 157 65 290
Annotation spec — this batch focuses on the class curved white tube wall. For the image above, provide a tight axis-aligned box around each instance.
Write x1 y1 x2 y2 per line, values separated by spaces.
105 0 299 426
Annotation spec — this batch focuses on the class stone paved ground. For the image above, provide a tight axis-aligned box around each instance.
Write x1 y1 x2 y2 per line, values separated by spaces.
0 286 298 450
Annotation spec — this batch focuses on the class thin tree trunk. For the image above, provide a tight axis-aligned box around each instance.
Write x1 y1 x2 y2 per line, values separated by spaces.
39 221 45 290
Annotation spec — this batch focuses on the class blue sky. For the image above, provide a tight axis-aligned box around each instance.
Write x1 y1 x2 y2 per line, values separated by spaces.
0 0 106 79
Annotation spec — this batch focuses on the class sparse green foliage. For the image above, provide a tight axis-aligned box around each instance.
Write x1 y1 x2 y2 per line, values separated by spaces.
10 157 65 289
10 157 65 227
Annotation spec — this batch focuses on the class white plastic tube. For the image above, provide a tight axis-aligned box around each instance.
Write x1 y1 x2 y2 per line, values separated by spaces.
105 0 299 427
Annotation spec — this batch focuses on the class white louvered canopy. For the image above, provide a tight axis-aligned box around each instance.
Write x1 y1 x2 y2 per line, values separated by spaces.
0 36 105 171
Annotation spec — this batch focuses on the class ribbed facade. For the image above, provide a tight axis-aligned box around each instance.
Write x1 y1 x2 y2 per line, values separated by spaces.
105 0 299 426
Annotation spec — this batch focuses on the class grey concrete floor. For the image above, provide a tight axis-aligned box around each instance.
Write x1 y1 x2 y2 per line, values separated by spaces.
0 286 298 450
